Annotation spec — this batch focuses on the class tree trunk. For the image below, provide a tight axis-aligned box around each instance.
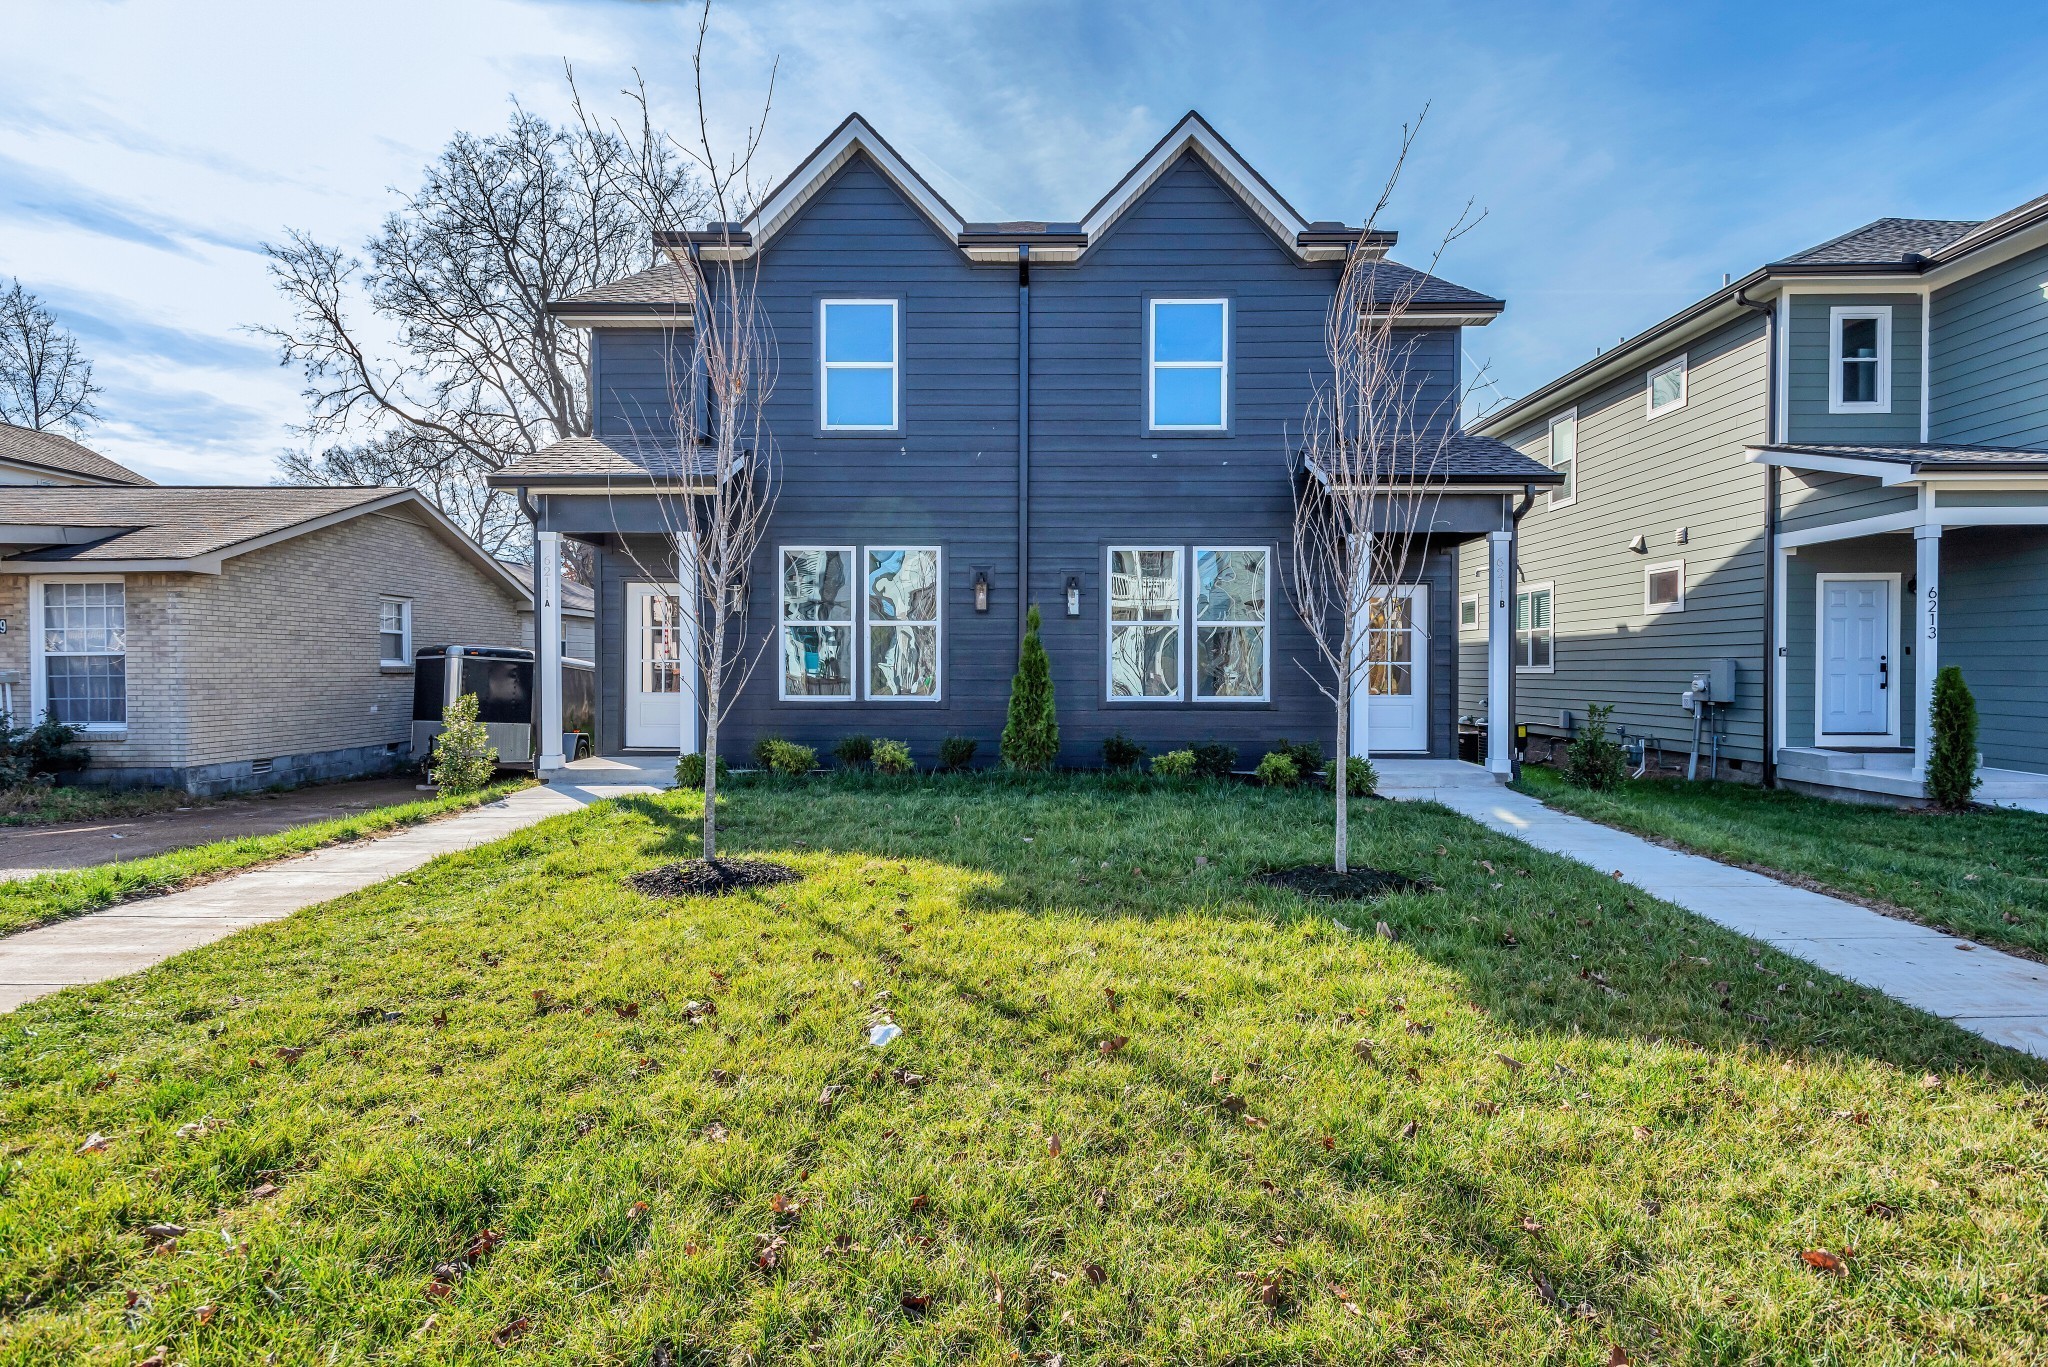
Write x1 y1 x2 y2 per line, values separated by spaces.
701 628 723 861
1335 674 1350 875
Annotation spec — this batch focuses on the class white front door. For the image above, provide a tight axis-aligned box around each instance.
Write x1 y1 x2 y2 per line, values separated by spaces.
1351 584 1430 755
625 582 697 751
1818 576 1892 740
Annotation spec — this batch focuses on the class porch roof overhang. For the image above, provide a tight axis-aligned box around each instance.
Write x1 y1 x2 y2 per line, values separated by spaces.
1303 433 1564 491
487 436 727 494
1746 442 2048 485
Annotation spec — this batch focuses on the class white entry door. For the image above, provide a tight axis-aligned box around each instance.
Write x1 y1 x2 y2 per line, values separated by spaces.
1351 584 1430 755
1818 576 1893 740
625 582 697 751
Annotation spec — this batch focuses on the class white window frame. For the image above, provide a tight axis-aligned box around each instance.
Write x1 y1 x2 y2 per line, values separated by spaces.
1646 353 1688 419
1644 560 1686 614
1106 545 1185 702
1514 581 1555 674
1148 298 1230 432
1828 306 1892 414
819 298 900 431
29 574 129 733
778 545 858 701
378 595 413 667
1546 408 1577 510
1191 545 1270 703
1459 593 1479 629
861 545 943 703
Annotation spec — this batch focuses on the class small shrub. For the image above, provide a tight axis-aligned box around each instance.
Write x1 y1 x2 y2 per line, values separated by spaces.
1151 749 1197 779
754 738 817 777
673 751 730 790
937 735 979 771
1102 731 1146 769
1254 751 1300 787
429 692 498 794
831 734 874 768
1001 604 1060 770
871 739 915 775
1190 741 1238 779
1927 665 1980 811
1563 701 1627 792
0 714 87 789
1334 755 1378 798
1275 737 1324 785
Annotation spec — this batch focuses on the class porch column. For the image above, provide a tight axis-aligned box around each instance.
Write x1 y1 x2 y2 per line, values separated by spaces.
1486 528 1513 777
1911 524 1941 781
675 532 701 755
535 530 566 772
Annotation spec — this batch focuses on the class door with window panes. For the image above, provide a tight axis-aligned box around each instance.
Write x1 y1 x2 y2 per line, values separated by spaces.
1349 584 1429 754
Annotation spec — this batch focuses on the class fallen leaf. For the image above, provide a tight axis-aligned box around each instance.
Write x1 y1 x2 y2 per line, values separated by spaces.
491 1314 531 1346
1520 1216 1544 1233
1098 1035 1130 1056
1607 1348 1632 1366
629 1200 649 1218
1633 1125 1654 1142
1352 1039 1377 1060
274 1046 307 1064
1801 1248 1847 1273
1920 1074 1945 1091
466 1229 504 1261
1318 1135 1336 1151
1495 1052 1524 1072
141 1223 188 1244
908 1193 930 1212
614 1002 639 1019
250 1182 279 1200
1047 1133 1063 1158
1329 1282 1364 1315
900 1291 932 1313
1532 1269 1559 1306
1083 1262 1107 1285
1863 1201 1900 1219
76 1133 110 1155
195 1303 217 1325
1399 1120 1419 1140
769 1192 801 1216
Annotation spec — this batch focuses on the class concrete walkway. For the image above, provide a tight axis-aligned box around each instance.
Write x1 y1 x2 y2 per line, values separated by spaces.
0 758 673 1013
1376 760 2048 1059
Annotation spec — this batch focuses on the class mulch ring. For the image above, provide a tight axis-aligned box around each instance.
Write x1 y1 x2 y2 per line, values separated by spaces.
1254 865 1433 902
628 859 803 898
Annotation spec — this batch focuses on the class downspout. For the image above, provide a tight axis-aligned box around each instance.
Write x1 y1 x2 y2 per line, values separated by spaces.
1507 484 1536 780
1017 244 1032 640
1735 286 1778 787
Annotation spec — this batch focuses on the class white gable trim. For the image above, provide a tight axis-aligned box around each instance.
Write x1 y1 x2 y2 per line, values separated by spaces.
1080 113 1312 258
743 115 965 254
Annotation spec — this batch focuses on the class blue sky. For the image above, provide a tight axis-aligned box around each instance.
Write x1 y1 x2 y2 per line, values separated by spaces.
4 0 2046 483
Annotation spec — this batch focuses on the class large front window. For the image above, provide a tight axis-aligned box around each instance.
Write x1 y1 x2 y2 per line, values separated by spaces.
781 547 855 697
1108 547 1182 699
866 547 941 700
820 299 898 430
1149 299 1228 430
41 580 127 727
1193 547 1268 699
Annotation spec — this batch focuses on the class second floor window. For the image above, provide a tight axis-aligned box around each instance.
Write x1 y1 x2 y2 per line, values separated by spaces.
821 299 898 430
1647 354 1687 417
1149 299 1228 430
1546 409 1577 508
1830 306 1890 412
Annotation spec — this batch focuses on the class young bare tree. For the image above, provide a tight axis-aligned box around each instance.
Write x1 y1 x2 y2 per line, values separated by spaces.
0 278 101 434
1289 115 1481 873
257 93 707 556
594 5 781 860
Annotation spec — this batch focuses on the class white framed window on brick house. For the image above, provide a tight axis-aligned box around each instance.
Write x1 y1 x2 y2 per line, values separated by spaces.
819 299 899 430
1829 306 1891 412
34 578 127 729
1514 582 1554 673
864 546 941 700
379 596 413 666
1646 353 1688 418
1546 408 1577 509
1645 561 1686 613
1107 546 1183 699
1193 546 1269 700
1148 299 1229 431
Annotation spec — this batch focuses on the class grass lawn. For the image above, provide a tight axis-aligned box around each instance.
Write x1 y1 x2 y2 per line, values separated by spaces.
1 775 2044 1365
1518 766 2048 959
0 781 531 938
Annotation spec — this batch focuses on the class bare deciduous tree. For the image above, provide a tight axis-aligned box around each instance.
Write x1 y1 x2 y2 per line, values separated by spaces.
597 5 781 860
0 279 101 434
257 91 707 555
1289 114 1482 873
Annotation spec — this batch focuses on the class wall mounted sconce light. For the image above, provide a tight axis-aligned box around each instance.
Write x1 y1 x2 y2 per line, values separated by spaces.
1065 575 1082 618
972 567 991 614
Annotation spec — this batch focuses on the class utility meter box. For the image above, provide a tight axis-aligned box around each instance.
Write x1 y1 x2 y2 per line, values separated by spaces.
1706 657 1737 705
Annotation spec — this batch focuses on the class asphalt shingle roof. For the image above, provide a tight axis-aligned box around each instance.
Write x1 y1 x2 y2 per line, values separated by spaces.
493 435 724 485
0 486 401 562
1308 433 1562 487
1353 260 1503 311
0 423 153 486
1778 218 1981 266
1764 441 2048 472
549 260 694 312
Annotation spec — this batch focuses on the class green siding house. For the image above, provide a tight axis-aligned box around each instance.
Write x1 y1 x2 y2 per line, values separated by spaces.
1462 194 2048 806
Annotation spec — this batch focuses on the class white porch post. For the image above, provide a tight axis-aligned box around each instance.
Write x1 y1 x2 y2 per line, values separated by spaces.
535 530 566 772
676 533 701 755
1486 528 1513 778
1911 524 1941 781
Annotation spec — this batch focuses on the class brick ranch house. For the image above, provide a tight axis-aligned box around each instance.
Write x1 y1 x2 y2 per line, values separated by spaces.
0 423 531 793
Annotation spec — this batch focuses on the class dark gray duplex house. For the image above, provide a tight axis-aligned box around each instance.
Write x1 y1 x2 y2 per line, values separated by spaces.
1462 191 2048 805
496 113 1559 774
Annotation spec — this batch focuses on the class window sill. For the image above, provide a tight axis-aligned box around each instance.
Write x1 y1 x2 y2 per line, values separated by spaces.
73 727 129 740
380 663 415 674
